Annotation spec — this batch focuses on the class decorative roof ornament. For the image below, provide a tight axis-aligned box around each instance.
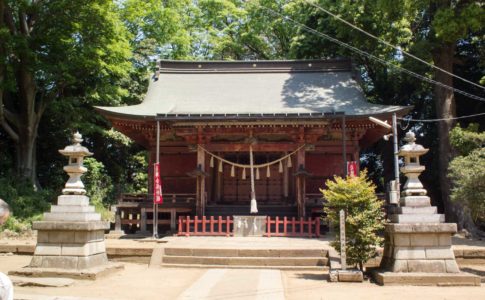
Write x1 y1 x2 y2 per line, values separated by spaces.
58 132 93 195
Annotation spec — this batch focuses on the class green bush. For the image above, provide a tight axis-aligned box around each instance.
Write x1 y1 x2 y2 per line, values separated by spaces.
0 176 52 234
321 171 386 270
449 147 485 224
83 157 114 221
0 214 44 235
0 177 52 220
449 124 485 226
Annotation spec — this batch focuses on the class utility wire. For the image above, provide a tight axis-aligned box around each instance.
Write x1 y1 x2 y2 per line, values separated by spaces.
254 3 485 102
301 0 485 92
398 112 485 123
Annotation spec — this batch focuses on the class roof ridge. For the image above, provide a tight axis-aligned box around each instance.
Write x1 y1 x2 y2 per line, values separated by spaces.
157 58 352 73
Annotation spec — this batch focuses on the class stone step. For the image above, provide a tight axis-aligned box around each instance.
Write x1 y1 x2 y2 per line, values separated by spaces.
400 196 431 207
160 263 329 271
373 271 481 286
163 247 328 258
162 255 328 267
390 206 438 215
50 205 95 213
390 214 445 223
57 195 90 206
43 212 101 222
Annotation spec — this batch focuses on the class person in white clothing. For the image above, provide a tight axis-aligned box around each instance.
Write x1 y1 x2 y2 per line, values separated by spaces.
0 199 13 300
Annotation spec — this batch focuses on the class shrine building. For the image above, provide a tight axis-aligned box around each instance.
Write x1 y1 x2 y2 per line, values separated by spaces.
96 59 410 233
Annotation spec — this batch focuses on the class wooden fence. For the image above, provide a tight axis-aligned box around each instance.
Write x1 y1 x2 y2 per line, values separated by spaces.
177 216 321 238
178 216 233 237
265 216 320 238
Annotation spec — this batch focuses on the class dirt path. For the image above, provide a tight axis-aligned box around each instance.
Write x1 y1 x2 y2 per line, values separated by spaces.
2 255 485 300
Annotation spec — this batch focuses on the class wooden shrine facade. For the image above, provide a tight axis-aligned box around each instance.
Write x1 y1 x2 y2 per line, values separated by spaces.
96 59 410 221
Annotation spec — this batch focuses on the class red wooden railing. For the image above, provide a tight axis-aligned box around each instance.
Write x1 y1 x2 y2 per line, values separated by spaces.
265 216 320 238
178 216 233 237
177 216 321 238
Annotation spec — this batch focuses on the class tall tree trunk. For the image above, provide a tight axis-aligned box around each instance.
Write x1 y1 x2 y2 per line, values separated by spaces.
0 0 44 189
16 128 38 184
13 56 40 187
433 43 476 233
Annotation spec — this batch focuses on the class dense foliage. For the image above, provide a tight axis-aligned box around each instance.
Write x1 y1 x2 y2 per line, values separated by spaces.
321 172 385 270
449 124 485 230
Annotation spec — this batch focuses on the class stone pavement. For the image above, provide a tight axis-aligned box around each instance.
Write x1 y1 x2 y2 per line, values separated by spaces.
176 269 285 300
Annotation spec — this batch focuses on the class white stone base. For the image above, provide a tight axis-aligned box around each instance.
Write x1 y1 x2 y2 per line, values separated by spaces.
29 194 111 273
233 215 267 237
393 206 438 214
390 214 445 223
44 212 101 221
381 223 461 274
400 196 431 207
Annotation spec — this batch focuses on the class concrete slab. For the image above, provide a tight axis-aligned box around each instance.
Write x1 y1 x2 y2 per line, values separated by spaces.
337 270 364 282
15 294 107 300
9 262 124 280
373 271 481 286
10 276 75 287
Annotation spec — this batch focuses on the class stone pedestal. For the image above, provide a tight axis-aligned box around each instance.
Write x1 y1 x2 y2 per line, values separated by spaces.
30 195 109 270
380 223 459 273
10 195 123 279
233 215 266 237
11 195 123 279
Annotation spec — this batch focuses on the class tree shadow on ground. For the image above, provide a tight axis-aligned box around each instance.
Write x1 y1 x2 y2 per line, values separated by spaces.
294 273 329 281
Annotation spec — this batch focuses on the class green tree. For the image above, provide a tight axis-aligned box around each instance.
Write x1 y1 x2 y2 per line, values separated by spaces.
321 171 385 270
289 0 484 230
449 124 485 232
0 0 132 187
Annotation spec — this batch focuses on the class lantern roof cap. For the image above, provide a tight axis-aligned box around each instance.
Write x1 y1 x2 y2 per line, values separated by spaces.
398 132 429 156
58 132 93 157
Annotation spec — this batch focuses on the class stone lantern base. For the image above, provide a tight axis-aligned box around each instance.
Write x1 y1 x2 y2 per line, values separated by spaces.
374 223 480 286
380 223 459 273
10 195 123 280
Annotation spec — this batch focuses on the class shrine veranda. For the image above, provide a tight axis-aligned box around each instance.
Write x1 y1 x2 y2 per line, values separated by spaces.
96 59 410 234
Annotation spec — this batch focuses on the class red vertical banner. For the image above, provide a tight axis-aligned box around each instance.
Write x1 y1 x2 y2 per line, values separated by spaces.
347 161 358 177
153 163 163 204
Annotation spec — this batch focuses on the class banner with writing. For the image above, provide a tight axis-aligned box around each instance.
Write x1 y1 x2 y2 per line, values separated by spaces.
153 163 163 204
347 161 358 177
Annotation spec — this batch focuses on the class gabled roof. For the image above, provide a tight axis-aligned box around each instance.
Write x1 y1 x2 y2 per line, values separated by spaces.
96 59 410 120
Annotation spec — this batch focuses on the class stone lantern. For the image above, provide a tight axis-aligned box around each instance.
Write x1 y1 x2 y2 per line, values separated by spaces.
390 132 443 223
11 132 122 279
400 132 428 195
59 131 92 195
376 131 479 286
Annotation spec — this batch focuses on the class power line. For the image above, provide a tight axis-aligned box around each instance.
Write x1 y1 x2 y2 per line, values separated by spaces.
254 3 485 102
301 0 485 92
398 112 485 123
